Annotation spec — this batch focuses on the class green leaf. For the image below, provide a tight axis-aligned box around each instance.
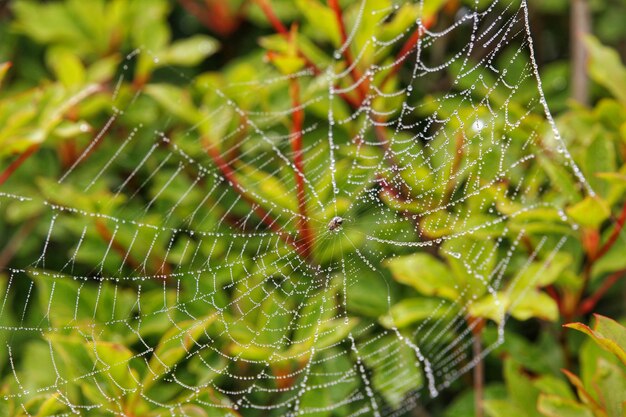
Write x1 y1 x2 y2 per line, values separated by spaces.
237 164 298 213
158 35 219 67
565 315 626 366
561 369 602 412
446 384 507 417
128 0 171 51
314 318 359 350
144 316 216 387
380 297 453 328
566 196 611 229
537 394 594 417
591 359 626 417
12 1 81 45
384 253 459 300
512 253 573 295
584 133 617 198
144 84 203 125
268 53 306 75
503 359 543 417
46 47 86 88
484 399 529 417
88 341 139 392
344 264 391 317
533 374 576 400
585 36 626 104
34 394 67 417
471 288 558 323
294 0 341 47
360 335 423 409
509 291 559 322
538 157 582 204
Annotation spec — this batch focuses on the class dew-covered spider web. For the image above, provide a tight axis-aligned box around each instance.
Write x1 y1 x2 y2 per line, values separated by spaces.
0 0 593 416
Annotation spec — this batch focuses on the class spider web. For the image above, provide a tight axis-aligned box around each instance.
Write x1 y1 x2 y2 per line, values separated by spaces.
0 0 591 416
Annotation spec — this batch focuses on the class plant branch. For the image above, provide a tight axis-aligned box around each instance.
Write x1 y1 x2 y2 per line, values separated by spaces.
0 216 40 271
567 262 593 320
94 220 172 280
289 79 314 259
0 144 40 187
204 143 306 258
595 200 626 260
178 0 242 36
579 268 626 315
257 0 364 110
256 0 329 80
380 16 436 91
566 200 626 316
546 285 563 313
255 0 288 35
328 0 369 101
570 0 591 105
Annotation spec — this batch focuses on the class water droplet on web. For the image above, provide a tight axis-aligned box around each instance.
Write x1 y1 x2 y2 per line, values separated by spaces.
472 119 485 132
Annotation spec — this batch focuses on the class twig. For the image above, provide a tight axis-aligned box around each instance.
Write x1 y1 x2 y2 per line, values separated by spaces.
257 0 364 109
177 0 241 36
289 79 315 259
546 285 563 313
94 220 172 280
567 262 593 320
256 0 325 76
567 200 626 316
328 0 369 101
380 17 436 91
255 0 288 35
570 0 591 105
0 144 39 186
578 268 626 315
204 143 306 258
595 200 626 260
0 216 40 270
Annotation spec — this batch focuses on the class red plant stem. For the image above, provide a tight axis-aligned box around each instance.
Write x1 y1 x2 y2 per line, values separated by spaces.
578 268 626 315
327 0 369 102
178 0 212 30
0 144 39 187
380 17 436 91
178 0 241 36
205 144 306 258
95 220 172 281
546 285 563 312
289 80 314 259
562 201 626 317
567 262 593 320
257 0 363 109
255 0 288 35
0 215 39 271
595 200 626 260
257 1 328 82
